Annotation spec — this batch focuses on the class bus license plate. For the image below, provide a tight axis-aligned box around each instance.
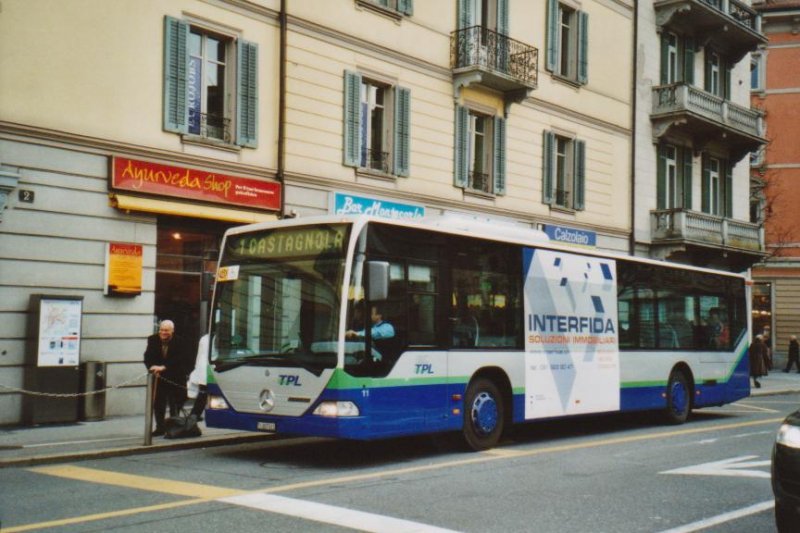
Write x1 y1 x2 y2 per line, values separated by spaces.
257 421 276 432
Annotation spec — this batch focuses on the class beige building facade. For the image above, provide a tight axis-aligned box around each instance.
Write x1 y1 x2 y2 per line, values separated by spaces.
0 0 633 424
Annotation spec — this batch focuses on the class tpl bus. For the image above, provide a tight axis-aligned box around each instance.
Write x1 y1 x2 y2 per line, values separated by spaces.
204 215 750 450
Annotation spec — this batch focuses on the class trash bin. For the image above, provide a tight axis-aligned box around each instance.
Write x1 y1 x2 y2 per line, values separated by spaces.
80 361 106 421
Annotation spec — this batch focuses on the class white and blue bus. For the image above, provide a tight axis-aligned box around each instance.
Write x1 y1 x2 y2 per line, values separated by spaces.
205 215 750 450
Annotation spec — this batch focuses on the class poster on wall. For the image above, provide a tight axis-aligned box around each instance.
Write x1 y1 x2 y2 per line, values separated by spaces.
523 248 620 420
104 242 143 296
37 298 82 367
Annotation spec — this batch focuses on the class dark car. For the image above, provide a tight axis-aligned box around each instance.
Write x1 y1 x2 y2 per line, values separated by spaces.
772 409 800 531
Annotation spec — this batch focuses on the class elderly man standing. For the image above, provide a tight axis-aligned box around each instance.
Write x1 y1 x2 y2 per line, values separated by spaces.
144 320 192 436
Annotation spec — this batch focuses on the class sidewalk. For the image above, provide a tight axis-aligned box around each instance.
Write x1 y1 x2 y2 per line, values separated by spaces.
3 370 800 468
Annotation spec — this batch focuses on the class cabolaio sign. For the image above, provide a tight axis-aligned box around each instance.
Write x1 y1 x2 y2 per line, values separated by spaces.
112 157 281 211
543 224 596 248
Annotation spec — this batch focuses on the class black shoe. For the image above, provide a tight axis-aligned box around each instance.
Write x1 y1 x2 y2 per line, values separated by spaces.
784 370 790 373
754 381 761 388
152 428 165 437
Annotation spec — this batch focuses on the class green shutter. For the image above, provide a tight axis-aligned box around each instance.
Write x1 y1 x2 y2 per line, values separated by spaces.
660 33 669 85
454 106 469 187
236 40 258 148
163 16 189 134
497 0 509 35
724 160 733 217
704 54 712 93
393 86 411 177
458 0 472 29
577 11 589 85
546 0 559 72
724 63 732 100
657 144 667 209
343 71 362 167
573 139 586 210
542 130 555 204
701 153 711 213
398 0 413 16
683 37 695 84
493 116 506 195
681 147 693 209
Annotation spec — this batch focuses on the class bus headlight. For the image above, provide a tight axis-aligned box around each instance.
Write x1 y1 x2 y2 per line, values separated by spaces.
777 423 800 449
208 395 229 410
313 401 360 417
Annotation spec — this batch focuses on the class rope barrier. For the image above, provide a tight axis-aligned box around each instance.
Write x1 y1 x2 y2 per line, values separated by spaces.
0 372 190 398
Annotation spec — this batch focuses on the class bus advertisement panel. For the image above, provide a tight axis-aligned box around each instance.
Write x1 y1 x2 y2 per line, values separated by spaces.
524 248 619 419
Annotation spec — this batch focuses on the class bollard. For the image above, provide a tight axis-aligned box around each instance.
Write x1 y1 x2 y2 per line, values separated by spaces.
144 372 154 446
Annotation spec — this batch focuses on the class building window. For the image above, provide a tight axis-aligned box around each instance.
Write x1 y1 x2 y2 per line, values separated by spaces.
660 32 694 85
454 105 506 195
344 71 410 177
163 16 258 147
657 143 692 210
545 0 588 85
458 0 504 33
357 0 413 16
704 49 731 99
542 130 585 210
751 53 764 92
702 154 732 217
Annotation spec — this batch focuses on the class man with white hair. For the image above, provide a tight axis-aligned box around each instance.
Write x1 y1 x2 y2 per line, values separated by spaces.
144 320 192 436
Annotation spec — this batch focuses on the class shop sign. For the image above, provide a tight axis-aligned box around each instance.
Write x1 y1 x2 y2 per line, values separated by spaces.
332 192 424 220
104 242 143 296
543 224 596 248
112 157 281 211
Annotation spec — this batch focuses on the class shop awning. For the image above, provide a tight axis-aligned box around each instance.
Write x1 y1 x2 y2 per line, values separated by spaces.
110 194 278 224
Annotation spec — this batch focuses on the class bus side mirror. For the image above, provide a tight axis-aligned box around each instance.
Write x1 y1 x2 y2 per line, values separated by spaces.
367 261 390 301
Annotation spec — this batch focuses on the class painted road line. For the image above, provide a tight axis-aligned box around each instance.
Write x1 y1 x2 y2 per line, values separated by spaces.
660 455 771 479
23 437 135 448
657 500 774 533
30 465 239 498
221 493 460 533
17 417 785 533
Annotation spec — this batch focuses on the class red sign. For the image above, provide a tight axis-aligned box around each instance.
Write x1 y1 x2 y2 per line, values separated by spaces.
112 157 281 211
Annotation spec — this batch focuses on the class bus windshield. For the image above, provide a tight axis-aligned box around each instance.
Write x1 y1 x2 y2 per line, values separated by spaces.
209 224 349 372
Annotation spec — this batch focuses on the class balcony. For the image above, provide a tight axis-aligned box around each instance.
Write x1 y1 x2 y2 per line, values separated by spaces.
188 112 232 144
655 0 766 63
450 26 538 108
650 208 765 266
651 83 765 162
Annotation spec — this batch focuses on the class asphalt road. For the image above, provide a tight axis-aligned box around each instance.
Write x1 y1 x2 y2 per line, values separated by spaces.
2 393 797 532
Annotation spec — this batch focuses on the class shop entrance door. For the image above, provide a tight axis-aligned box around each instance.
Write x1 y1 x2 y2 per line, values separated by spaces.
154 216 230 350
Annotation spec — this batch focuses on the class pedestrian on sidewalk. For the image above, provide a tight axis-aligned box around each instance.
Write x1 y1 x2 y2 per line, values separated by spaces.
144 320 192 436
785 335 800 373
750 334 767 388
187 333 209 420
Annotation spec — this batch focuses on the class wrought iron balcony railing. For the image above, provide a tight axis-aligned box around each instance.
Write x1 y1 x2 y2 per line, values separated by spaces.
450 26 538 90
651 208 763 253
361 149 391 174
700 0 759 31
469 171 491 193
555 189 571 208
188 112 232 143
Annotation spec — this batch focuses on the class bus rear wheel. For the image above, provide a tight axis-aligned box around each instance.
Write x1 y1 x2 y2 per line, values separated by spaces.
463 377 504 451
664 369 691 424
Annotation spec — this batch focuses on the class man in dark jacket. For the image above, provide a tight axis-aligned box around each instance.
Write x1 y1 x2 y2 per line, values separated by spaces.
144 320 192 436
785 335 800 373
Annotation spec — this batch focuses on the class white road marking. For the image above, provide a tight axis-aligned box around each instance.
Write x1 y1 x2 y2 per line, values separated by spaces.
660 455 771 479
657 500 774 533
221 492 461 533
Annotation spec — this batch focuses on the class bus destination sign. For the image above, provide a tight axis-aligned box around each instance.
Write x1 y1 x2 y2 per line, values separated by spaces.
228 225 347 260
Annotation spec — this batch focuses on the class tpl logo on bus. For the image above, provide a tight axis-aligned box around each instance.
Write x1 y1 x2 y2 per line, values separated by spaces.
415 364 434 375
278 375 303 386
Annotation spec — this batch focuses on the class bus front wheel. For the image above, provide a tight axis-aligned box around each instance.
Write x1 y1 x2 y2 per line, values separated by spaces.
463 377 504 451
664 369 691 424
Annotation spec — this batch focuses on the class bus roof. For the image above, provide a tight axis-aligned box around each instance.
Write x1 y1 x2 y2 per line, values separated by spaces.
222 214 747 280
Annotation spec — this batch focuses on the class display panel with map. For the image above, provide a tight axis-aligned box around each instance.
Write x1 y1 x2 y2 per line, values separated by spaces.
36 298 82 367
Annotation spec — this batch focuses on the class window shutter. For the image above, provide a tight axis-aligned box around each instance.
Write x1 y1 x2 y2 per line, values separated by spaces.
542 130 555 205
682 147 693 209
497 0 509 35
546 0 559 72
573 139 586 210
493 116 506 195
454 106 469 187
458 0 472 29
393 86 411 177
660 33 669 85
657 144 667 209
343 71 362 167
398 0 413 16
724 63 732 100
704 54 712 93
236 40 258 148
701 153 711 213
577 11 589 85
683 37 695 84
163 16 189 134
724 160 733 217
